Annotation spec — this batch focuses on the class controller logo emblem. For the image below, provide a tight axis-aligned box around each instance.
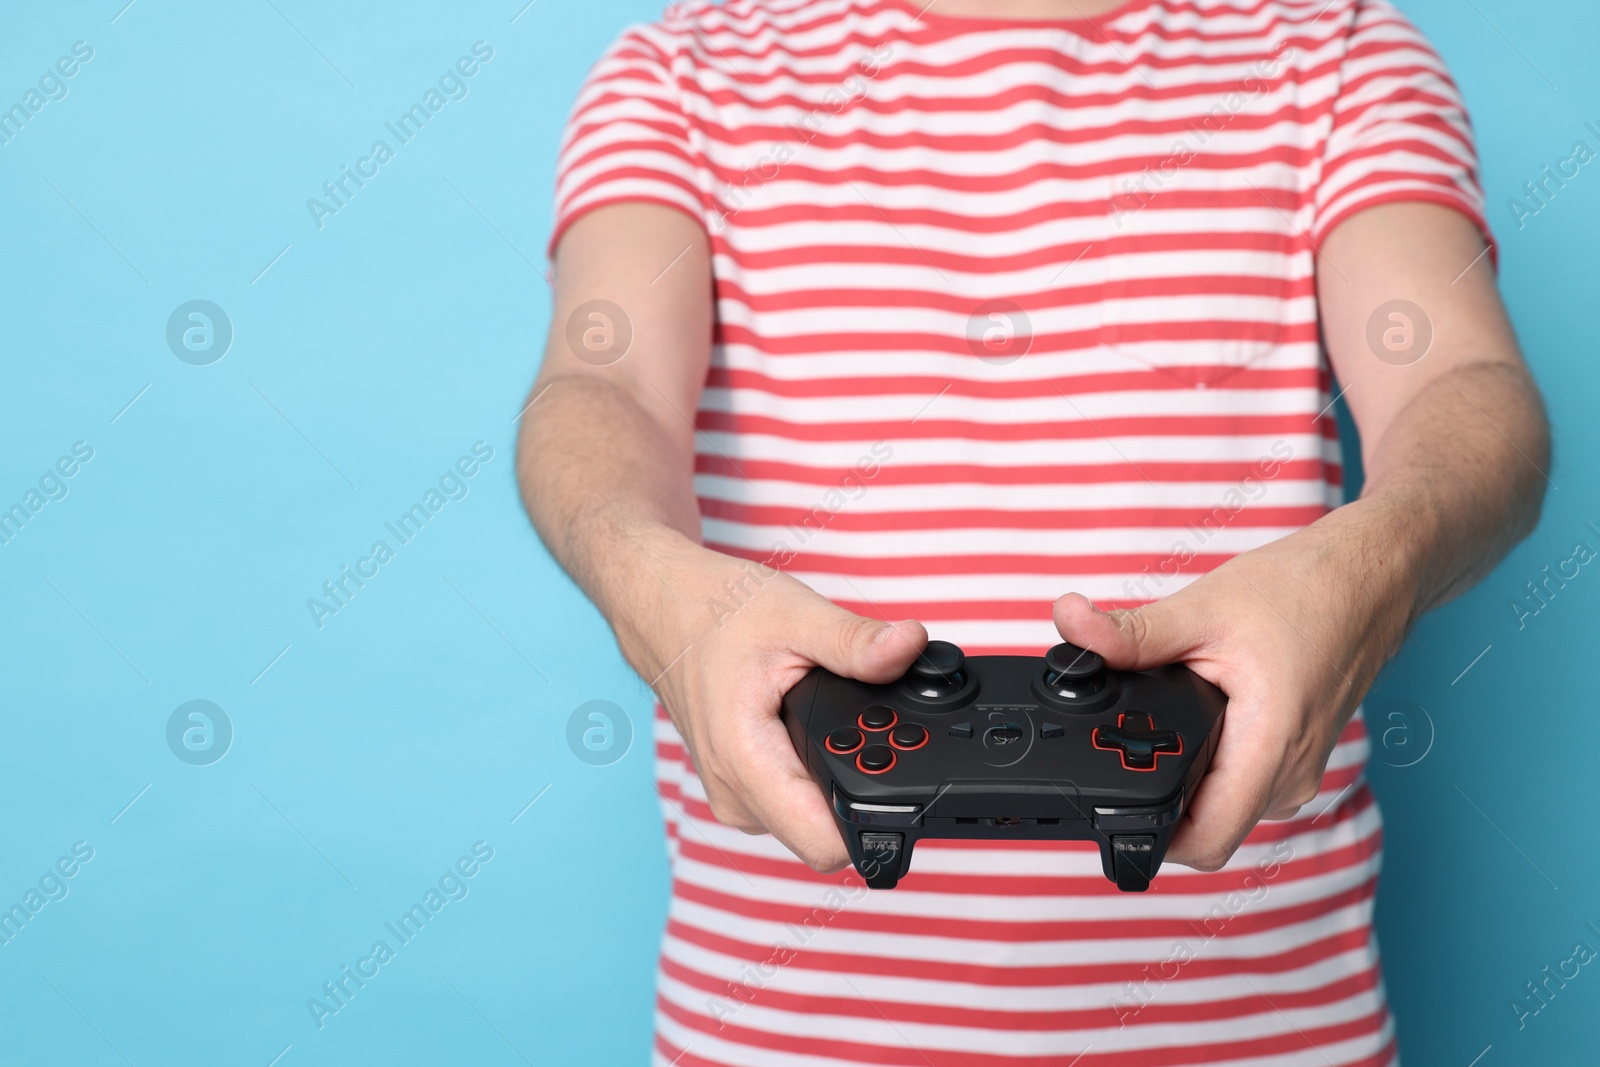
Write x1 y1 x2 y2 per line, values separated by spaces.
981 709 1034 767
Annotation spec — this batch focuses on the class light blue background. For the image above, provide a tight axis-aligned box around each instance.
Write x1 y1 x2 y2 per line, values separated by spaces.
0 1 1594 1064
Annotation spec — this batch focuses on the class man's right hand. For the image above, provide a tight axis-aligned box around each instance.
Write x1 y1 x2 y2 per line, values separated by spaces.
619 530 927 873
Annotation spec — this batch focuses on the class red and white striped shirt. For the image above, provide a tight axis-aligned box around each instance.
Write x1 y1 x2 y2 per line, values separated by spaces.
552 0 1487 1062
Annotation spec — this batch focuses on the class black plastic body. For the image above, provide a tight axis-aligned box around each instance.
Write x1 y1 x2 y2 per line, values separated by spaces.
781 654 1226 891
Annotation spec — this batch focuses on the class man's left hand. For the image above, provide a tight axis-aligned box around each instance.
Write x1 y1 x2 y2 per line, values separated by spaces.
1054 494 1420 872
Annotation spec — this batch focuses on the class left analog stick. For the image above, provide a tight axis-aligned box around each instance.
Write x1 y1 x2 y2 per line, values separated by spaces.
905 640 967 699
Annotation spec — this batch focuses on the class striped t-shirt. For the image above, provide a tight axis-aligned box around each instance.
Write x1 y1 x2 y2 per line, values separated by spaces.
551 0 1487 1062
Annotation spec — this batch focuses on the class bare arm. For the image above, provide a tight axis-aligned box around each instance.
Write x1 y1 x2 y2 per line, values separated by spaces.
517 203 925 870
1057 202 1550 869
1316 202 1549 613
517 203 713 659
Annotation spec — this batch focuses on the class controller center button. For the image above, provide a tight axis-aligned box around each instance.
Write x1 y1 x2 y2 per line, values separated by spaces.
859 706 897 731
1040 721 1065 740
826 727 865 755
857 744 896 774
1093 712 1182 771
889 724 928 750
948 722 974 739
983 723 1025 749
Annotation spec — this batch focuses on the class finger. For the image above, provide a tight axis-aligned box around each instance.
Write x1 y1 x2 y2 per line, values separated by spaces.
1053 591 1206 672
729 710 852 872
790 597 928 684
697 769 764 834
1261 772 1326 822
1163 700 1280 871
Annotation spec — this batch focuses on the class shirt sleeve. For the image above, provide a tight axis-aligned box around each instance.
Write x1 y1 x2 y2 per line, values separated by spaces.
548 24 704 257
1311 0 1492 251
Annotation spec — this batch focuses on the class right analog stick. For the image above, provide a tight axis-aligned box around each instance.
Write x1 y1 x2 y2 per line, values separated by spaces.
1042 642 1107 700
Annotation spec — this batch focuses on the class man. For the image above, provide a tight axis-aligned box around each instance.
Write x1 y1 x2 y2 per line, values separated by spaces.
519 0 1549 1061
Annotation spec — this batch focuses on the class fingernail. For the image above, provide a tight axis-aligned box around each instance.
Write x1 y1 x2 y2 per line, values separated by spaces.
874 620 912 643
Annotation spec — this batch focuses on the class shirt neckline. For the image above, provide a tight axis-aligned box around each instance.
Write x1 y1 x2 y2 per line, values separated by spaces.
872 0 1158 35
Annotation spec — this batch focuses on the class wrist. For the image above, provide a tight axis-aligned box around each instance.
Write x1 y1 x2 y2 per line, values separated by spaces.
599 524 754 680
1305 488 1437 660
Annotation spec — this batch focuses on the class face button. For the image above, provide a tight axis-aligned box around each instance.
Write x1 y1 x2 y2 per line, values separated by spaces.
859 706 897 731
906 640 967 699
1041 642 1108 700
857 744 896 774
826 727 865 755
1093 712 1182 771
889 723 928 750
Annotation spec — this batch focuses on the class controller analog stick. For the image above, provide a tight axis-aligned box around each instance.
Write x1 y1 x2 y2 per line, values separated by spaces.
906 640 967 699
1041 642 1108 700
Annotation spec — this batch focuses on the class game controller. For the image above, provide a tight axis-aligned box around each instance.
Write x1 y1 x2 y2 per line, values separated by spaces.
781 639 1226 891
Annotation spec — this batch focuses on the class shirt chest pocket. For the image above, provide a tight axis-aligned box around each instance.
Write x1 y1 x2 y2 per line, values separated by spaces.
1096 115 1315 388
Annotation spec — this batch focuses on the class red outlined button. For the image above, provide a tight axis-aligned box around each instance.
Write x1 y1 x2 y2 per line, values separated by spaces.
888 724 928 751
856 745 896 774
858 706 897 732
825 727 864 755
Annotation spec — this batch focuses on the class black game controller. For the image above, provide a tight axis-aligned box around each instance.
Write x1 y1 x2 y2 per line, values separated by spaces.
781 639 1226 891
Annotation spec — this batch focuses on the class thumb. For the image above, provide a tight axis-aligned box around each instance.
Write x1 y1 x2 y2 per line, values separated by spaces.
1053 591 1204 671
792 597 927 684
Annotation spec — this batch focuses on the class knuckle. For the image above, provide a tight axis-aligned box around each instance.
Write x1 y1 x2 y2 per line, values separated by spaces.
1115 607 1150 647
834 614 879 663
1192 845 1236 872
800 850 834 873
707 801 759 833
702 784 758 833
1274 776 1320 814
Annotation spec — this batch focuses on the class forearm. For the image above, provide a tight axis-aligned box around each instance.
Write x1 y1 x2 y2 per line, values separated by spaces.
1303 204 1552 663
516 374 712 660
1307 358 1549 663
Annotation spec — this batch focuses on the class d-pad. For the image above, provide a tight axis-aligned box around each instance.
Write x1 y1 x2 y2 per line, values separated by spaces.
1093 712 1182 771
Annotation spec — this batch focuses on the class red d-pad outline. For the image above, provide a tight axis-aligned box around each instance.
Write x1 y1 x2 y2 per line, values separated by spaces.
1092 712 1182 772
